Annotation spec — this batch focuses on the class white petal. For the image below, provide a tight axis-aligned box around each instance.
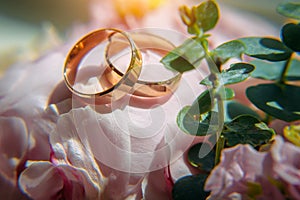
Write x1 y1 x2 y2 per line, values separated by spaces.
0 116 28 182
0 51 65 119
19 161 64 200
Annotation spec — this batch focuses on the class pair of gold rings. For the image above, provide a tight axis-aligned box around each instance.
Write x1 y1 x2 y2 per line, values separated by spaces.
63 28 181 107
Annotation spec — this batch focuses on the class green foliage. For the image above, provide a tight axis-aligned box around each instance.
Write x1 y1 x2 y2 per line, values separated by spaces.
250 58 300 81
220 87 235 100
188 88 234 116
247 84 300 122
161 0 220 73
187 143 215 172
161 37 205 73
162 1 300 198
177 87 234 136
240 3 300 123
200 63 255 86
172 174 210 200
211 40 246 65
238 37 293 61
281 23 300 52
192 0 219 33
179 0 219 35
277 1 300 20
177 105 219 136
224 100 261 122
222 115 274 147
189 90 212 115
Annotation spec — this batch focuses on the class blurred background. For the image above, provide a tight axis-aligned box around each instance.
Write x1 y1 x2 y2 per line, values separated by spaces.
0 0 286 75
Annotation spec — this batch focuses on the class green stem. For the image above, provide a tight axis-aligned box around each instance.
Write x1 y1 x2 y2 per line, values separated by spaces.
200 37 225 165
279 55 293 84
215 134 225 165
214 93 225 165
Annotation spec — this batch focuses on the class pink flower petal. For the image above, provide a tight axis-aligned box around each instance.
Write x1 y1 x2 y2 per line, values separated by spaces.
205 145 268 199
19 161 64 200
0 52 65 120
0 116 28 182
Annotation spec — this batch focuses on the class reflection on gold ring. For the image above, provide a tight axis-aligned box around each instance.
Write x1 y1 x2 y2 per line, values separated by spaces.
105 32 182 101
63 28 142 105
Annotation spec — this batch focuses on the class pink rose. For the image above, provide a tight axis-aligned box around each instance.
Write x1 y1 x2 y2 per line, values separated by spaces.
205 144 285 200
205 136 300 200
265 136 300 199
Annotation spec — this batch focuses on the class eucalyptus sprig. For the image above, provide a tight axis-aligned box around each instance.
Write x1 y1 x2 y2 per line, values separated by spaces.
160 0 300 199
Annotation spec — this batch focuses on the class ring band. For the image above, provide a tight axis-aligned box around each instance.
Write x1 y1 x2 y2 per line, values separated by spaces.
105 32 182 99
105 31 182 108
63 28 142 105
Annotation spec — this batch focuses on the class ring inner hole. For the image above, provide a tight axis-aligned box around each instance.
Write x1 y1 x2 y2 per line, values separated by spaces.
72 32 131 94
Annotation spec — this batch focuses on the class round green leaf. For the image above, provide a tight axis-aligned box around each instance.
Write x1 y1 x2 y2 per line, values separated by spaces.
251 59 300 81
211 40 246 64
176 89 222 136
187 143 215 172
201 63 255 86
172 174 210 200
189 90 212 115
281 23 300 52
161 38 205 73
224 100 260 122
250 60 285 80
177 106 219 136
286 59 300 80
277 1 300 20
194 0 219 32
223 115 274 147
239 37 292 61
222 63 255 84
246 83 300 122
220 87 235 100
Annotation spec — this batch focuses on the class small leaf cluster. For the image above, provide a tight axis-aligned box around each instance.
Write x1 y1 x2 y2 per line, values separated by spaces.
161 0 300 199
244 1 300 122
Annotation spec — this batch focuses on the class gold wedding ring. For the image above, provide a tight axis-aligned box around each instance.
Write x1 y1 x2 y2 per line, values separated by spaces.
63 28 142 105
105 32 182 102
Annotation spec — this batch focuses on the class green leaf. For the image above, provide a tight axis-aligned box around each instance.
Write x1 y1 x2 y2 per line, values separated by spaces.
187 24 203 36
187 143 215 172
250 60 285 80
220 87 235 100
277 1 300 20
188 87 233 113
201 62 255 86
239 37 292 61
172 174 210 200
189 90 212 115
161 37 205 73
177 106 219 136
222 63 255 85
211 40 246 65
251 59 300 81
193 0 219 32
281 23 300 52
246 83 300 122
224 100 261 122
223 115 274 147
177 106 193 133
